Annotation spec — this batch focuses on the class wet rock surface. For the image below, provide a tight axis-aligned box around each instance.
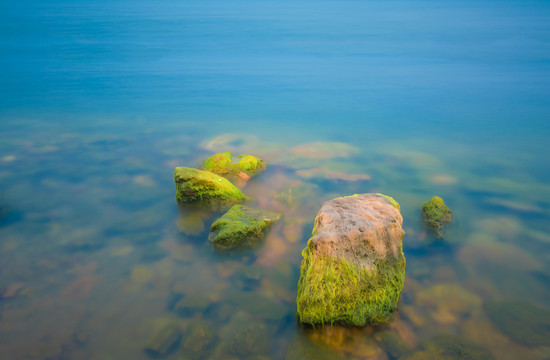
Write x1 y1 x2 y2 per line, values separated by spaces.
296 193 406 326
174 167 246 211
201 151 266 185
209 205 281 251
422 196 453 239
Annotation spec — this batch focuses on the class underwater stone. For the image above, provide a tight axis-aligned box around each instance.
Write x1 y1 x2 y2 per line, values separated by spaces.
230 323 269 357
296 193 406 326
201 151 266 184
400 334 494 360
174 167 246 211
180 320 215 360
421 196 453 239
144 324 182 357
209 205 281 251
485 301 550 347
174 294 211 317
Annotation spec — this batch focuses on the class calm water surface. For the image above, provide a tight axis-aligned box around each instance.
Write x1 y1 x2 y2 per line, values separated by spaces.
1 1 550 359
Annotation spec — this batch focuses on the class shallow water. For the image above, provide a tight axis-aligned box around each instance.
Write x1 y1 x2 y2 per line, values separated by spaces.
1 1 550 359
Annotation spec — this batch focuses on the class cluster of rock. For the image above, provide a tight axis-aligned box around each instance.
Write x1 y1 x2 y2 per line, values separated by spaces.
174 150 459 327
174 151 278 251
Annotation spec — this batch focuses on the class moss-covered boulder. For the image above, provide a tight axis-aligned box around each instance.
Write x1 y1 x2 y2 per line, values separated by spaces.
209 205 281 251
400 334 494 360
485 301 550 346
296 193 406 326
422 196 453 239
174 167 246 211
202 151 266 185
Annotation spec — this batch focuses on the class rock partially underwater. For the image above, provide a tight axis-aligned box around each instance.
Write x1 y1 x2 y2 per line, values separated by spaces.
209 204 281 251
174 167 246 211
296 193 406 326
401 334 494 360
421 196 453 239
201 151 266 185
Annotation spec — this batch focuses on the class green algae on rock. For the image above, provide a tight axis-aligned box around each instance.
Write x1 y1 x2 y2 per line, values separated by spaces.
174 167 246 211
296 193 406 327
201 151 266 184
421 196 453 239
485 301 550 347
209 204 281 251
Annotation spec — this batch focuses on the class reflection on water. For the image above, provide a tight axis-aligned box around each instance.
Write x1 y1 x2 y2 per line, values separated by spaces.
0 120 549 359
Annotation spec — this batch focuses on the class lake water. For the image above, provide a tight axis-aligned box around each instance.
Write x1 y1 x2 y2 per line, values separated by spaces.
1 0 550 359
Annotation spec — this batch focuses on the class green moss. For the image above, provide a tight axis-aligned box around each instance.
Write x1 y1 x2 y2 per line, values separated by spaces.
296 247 405 326
209 205 280 251
421 196 453 238
201 151 266 181
378 193 400 211
174 167 246 210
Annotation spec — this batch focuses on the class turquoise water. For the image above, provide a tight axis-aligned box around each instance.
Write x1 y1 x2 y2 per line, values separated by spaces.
1 1 550 359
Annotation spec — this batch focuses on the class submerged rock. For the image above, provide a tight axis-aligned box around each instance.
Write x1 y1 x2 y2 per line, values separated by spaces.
174 167 246 211
400 334 494 360
180 320 215 360
144 324 182 357
230 323 270 357
201 151 266 185
421 196 453 239
485 301 550 347
209 205 281 251
296 193 406 326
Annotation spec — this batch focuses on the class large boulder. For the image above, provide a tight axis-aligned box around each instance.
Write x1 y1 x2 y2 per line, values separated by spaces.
421 196 453 239
174 167 246 211
201 151 266 185
209 204 281 251
296 193 406 326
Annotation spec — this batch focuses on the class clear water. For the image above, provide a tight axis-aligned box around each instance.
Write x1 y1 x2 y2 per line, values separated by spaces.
1 1 550 359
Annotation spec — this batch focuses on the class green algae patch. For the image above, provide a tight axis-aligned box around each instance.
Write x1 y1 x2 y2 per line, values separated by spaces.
296 248 405 326
209 204 281 251
174 167 246 211
201 151 266 184
296 193 406 327
422 196 453 239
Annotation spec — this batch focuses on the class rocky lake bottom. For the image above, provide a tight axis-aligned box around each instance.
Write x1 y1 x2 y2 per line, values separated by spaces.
0 118 549 359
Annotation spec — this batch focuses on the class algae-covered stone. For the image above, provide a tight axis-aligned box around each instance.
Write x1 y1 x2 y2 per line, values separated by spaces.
400 334 494 360
485 301 550 346
209 205 281 251
421 196 453 239
202 151 266 184
144 324 182 357
296 193 406 326
180 320 215 360
174 167 246 210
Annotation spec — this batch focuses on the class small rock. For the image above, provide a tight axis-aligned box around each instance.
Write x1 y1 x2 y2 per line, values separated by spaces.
144 324 182 357
230 323 269 357
174 167 246 211
209 205 281 251
174 294 211 317
180 320 215 360
1 283 25 299
201 151 266 185
421 196 453 239
400 334 494 360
